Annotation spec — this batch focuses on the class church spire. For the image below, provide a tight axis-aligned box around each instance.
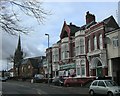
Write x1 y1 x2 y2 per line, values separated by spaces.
14 34 23 76
17 34 21 51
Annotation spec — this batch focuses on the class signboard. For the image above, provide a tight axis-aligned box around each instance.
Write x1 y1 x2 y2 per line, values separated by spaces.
60 63 76 70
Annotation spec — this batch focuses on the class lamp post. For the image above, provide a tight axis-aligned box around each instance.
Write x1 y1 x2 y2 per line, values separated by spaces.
45 33 50 85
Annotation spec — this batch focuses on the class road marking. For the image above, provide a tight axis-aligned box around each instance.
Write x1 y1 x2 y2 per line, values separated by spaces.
50 85 63 88
32 88 47 94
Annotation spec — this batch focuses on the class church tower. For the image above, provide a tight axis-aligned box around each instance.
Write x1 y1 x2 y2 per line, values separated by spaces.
14 35 23 77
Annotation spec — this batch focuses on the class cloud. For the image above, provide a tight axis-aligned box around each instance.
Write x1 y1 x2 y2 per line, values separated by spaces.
43 0 119 2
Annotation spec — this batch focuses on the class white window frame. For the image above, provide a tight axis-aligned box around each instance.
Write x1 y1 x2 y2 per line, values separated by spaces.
112 36 119 48
80 38 85 54
88 39 91 52
99 34 103 49
76 59 86 77
61 43 69 60
94 36 97 50
81 60 85 77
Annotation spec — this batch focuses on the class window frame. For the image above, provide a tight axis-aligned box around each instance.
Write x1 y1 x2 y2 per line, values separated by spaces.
98 81 106 87
94 36 97 50
112 36 119 48
99 34 103 49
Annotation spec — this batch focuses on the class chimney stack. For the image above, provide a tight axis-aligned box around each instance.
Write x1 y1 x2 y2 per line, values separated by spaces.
86 11 95 24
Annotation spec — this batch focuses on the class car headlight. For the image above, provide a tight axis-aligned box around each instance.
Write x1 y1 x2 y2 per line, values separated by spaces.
115 90 119 93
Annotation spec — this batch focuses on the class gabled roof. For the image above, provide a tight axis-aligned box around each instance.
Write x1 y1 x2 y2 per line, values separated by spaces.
82 15 119 32
21 56 46 68
60 22 80 39
102 15 119 32
29 58 39 69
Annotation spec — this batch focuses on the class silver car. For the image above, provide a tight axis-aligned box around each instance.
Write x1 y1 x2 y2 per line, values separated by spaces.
89 80 120 96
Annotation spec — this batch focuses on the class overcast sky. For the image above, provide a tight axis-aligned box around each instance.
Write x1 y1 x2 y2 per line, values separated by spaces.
1 0 119 71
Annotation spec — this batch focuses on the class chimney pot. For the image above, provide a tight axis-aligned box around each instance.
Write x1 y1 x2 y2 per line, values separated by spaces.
86 11 95 24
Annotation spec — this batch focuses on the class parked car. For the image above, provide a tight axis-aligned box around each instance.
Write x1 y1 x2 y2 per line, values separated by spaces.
52 77 64 86
89 80 120 96
0 77 7 82
64 77 83 87
64 77 92 87
32 74 46 83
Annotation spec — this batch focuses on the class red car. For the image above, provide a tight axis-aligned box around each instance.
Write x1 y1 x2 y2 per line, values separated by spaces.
64 77 83 87
64 77 92 87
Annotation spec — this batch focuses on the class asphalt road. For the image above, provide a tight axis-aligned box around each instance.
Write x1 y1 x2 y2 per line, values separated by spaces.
2 80 89 96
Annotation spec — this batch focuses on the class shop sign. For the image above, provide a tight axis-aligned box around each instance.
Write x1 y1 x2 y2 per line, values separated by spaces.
60 63 76 70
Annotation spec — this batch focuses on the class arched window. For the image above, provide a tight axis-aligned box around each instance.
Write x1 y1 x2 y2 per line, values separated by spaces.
94 36 97 50
99 34 103 49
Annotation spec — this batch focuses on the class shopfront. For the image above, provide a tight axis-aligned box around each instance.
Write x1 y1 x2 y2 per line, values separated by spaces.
59 63 76 77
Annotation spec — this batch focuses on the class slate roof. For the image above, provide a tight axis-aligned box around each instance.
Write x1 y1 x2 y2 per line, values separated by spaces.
103 15 119 32
60 13 119 39
29 58 39 69
60 22 80 39
79 15 119 32
20 56 46 69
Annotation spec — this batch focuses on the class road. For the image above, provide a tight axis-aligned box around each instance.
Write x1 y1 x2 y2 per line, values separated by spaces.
2 80 89 96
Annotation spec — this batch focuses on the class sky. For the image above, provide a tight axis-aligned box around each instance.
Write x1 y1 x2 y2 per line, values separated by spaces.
0 0 120 71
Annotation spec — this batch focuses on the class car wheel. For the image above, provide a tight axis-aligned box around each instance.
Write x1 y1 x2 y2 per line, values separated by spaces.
66 83 70 87
107 92 113 96
59 83 62 86
89 90 94 96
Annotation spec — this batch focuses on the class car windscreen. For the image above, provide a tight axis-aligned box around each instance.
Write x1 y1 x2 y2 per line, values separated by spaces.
105 80 117 87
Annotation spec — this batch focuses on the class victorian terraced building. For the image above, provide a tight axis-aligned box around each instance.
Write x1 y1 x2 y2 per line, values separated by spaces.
45 11 119 82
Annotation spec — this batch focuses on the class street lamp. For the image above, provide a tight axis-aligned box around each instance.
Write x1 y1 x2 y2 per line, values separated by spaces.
45 33 50 85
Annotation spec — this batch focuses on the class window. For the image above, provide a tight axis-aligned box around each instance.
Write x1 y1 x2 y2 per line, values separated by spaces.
88 39 91 52
92 81 98 86
99 34 103 49
80 39 84 54
81 60 85 76
77 65 80 75
81 65 85 76
112 36 119 48
16 68 18 71
61 43 69 60
94 36 97 50
76 60 80 76
28 65 30 69
98 81 106 87
65 44 69 58
54 49 59 62
105 80 117 87
75 40 79 56
22 67 24 72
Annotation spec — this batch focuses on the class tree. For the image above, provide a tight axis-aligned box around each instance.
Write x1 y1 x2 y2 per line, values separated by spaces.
0 0 50 35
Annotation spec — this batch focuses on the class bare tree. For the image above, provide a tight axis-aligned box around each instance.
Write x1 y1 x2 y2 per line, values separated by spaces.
0 0 51 35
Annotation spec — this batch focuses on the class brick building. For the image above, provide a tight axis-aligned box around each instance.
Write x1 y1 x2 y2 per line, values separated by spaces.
85 12 119 77
19 56 45 79
46 11 119 79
